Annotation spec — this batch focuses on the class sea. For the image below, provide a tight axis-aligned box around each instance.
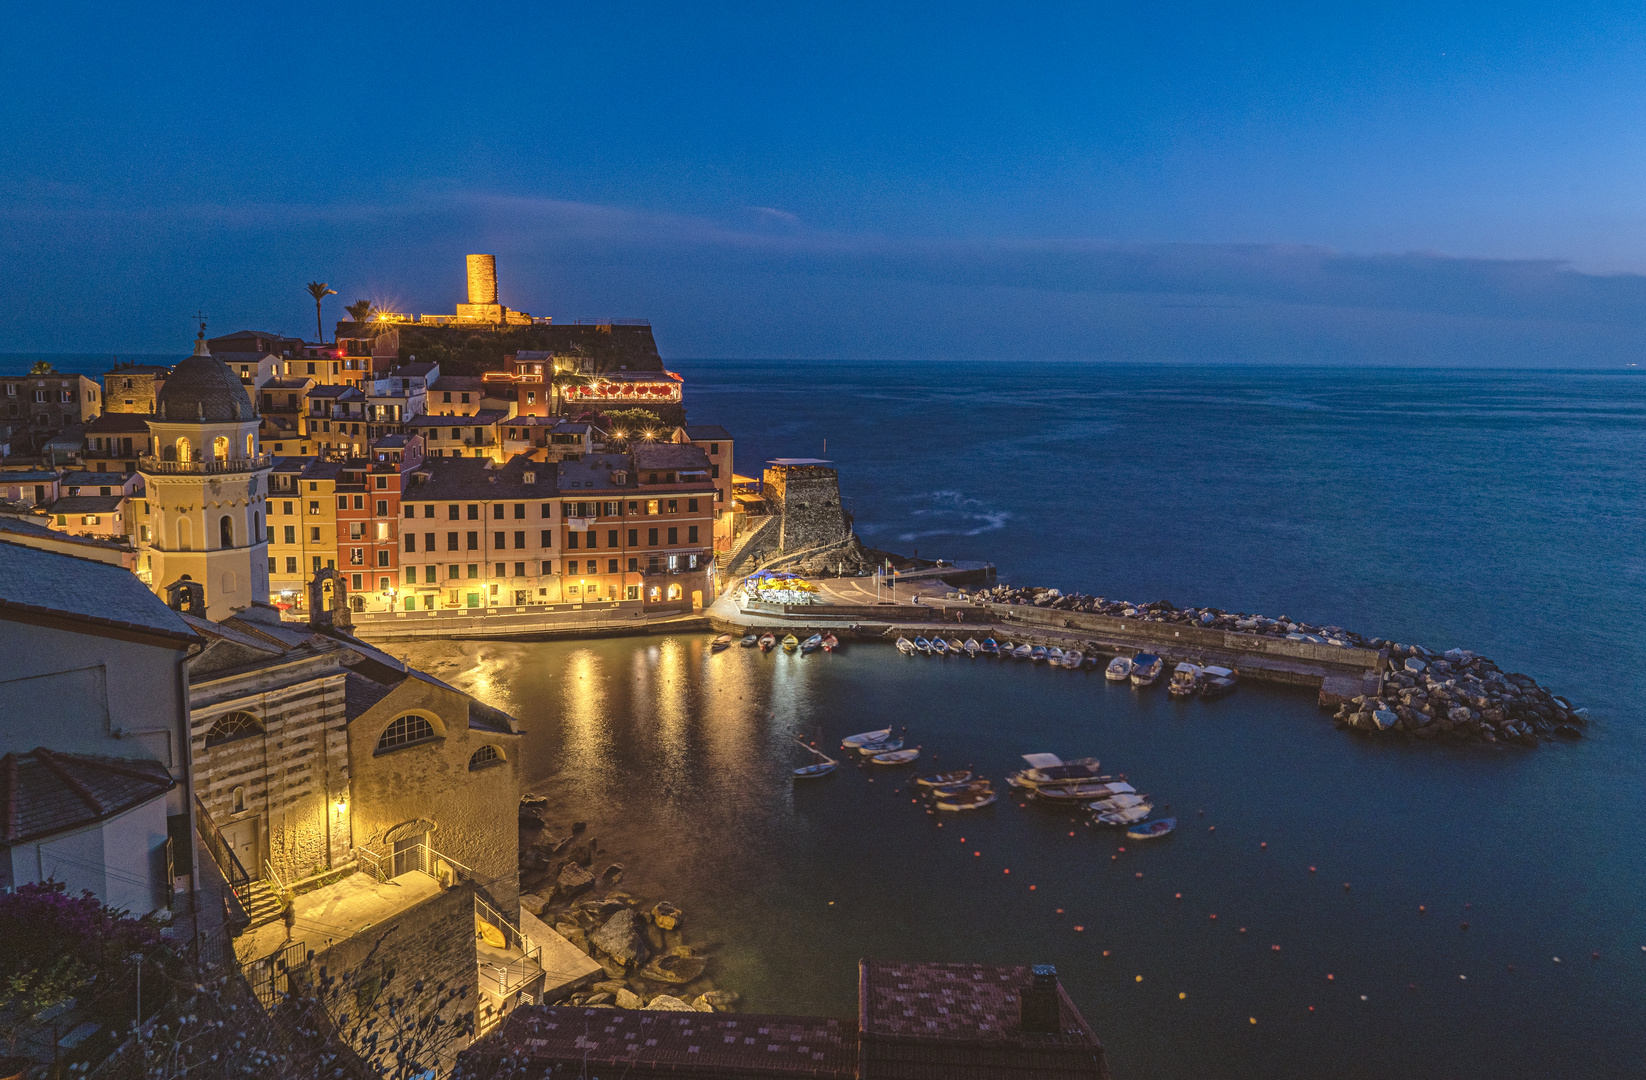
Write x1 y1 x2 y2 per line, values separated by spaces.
17 355 1645 1078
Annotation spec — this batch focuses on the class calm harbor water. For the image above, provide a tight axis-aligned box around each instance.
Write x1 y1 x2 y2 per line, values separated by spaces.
32 350 1637 1077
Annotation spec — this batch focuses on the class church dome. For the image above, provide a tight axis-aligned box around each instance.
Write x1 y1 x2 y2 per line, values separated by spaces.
157 332 257 422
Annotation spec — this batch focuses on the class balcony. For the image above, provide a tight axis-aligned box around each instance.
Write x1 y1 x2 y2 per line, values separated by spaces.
140 453 271 476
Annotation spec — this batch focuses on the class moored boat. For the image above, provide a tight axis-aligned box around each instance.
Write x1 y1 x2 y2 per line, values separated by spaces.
1125 817 1177 840
758 633 777 651
800 633 823 654
963 638 981 656
1092 803 1154 826
782 634 800 652
928 780 992 797
916 769 972 788
739 634 759 648
932 638 950 656
1105 655 1134 682
1200 665 1238 698
914 636 933 654
792 761 837 779
935 791 997 811
896 636 916 656
1061 649 1084 669
1031 780 1135 803
1012 643 1033 660
980 638 1000 656
1046 646 1065 665
1130 653 1164 686
711 633 734 651
870 747 920 765
842 727 893 749
1088 792 1149 812
1030 645 1048 663
821 633 840 653
1168 662 1202 698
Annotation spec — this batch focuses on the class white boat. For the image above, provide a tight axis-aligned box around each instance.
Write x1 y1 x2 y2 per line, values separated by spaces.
1092 803 1154 826
1030 780 1134 803
870 747 920 765
1009 755 1105 789
1013 644 1033 660
1130 654 1164 687
1105 656 1134 682
963 638 981 656
1168 662 1202 698
738 634 759 648
857 737 905 756
1200 665 1239 699
935 790 997 811
1088 792 1149 811
1046 647 1065 665
896 636 916 656
842 727 892 749
1060 649 1083 669
1030 645 1048 663
711 633 734 651
932 638 950 655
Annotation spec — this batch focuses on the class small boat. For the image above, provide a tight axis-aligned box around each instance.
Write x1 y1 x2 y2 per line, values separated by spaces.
928 780 992 797
858 737 905 756
1130 654 1164 687
980 638 1000 656
758 633 777 651
917 770 972 788
1088 792 1150 811
914 636 933 654
932 638 950 656
1013 644 1033 660
963 638 981 656
793 739 839 779
1060 649 1083 669
800 633 823 654
781 634 800 652
711 633 734 651
935 791 997 811
1083 653 1101 668
1125 817 1177 840
821 633 839 653
739 634 759 648
1010 761 1105 789
1105 656 1134 682
1030 645 1048 663
896 636 916 656
1168 662 1202 698
1200 665 1238 699
870 747 920 765
842 727 892 749
1032 781 1136 803
1092 803 1154 826
1046 647 1065 665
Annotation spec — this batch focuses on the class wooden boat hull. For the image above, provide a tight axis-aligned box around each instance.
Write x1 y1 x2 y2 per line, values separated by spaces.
871 748 920 765
793 762 837 779
1126 817 1177 840
857 739 905 756
916 770 972 788
935 792 997 811
842 728 893 748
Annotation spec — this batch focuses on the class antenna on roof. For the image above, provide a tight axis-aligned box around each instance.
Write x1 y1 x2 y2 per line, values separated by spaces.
194 310 208 337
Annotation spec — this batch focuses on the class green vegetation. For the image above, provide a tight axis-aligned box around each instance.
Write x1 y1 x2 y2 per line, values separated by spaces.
305 281 337 342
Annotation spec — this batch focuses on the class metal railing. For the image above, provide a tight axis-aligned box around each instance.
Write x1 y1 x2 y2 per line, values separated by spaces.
475 897 542 997
139 453 271 475
246 940 309 1008
193 795 251 897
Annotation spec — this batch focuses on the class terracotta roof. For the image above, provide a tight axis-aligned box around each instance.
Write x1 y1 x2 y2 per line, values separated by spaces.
0 749 174 844
454 1006 856 1080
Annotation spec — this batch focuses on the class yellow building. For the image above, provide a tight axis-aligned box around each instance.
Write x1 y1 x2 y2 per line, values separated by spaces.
267 458 341 610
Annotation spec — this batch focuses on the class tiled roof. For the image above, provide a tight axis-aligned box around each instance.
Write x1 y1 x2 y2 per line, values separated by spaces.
0 749 174 844
1 471 61 482
634 444 711 471
0 540 196 642
392 362 438 378
343 671 398 720
84 414 154 433
556 453 633 493
0 515 125 552
401 456 557 501
684 424 733 441
62 472 132 487
47 495 125 514
453 1006 856 1080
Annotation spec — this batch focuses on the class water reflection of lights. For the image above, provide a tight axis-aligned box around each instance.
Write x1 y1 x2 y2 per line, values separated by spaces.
561 649 610 776
654 638 689 789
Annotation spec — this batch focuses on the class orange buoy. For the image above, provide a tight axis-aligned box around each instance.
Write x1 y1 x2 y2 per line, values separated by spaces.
1135 872 1143 879
1239 927 1248 934
1029 885 1036 891
1419 905 1426 913
1208 825 1216 832
973 851 981 857
1102 949 1111 957
1075 925 1084 931
1003 868 1010 874
1209 914 1217 920
1308 866 1316 872
1174 893 1182 900
1056 908 1064 914
1260 842 1267 849
1271 945 1281 952
1326 974 1334 981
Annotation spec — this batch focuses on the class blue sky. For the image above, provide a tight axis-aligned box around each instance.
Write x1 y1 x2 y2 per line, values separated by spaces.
4 1 1646 362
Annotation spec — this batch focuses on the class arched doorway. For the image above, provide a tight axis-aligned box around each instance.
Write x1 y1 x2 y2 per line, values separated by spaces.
212 435 230 460
175 436 192 462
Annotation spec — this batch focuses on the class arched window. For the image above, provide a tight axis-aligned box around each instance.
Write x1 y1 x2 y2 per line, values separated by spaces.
253 510 262 541
667 583 683 600
212 435 229 460
175 436 192 462
162 444 176 462
219 515 234 548
232 785 246 813
468 745 502 770
206 711 263 747
245 433 256 457
177 516 193 552
377 714 436 752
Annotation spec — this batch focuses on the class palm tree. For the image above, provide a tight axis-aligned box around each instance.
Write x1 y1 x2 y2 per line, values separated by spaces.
344 299 378 325
305 281 337 342
551 367 594 415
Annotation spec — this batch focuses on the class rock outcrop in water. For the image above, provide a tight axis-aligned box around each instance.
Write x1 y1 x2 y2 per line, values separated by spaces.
955 584 1585 747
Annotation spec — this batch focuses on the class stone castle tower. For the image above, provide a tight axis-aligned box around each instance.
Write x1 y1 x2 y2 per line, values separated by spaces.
139 331 272 620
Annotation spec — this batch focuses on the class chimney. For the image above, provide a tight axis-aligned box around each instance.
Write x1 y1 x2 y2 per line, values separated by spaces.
1019 965 1061 1035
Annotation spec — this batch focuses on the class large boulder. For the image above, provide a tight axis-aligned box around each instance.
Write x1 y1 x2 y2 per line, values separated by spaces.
556 862 595 900
643 994 697 1012
590 907 648 967
640 950 708 984
615 987 643 1010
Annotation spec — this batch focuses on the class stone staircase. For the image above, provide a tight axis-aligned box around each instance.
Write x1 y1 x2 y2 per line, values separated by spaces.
237 880 285 929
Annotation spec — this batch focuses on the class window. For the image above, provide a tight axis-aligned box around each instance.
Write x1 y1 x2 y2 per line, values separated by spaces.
338 496 348 510
376 500 388 516
627 528 638 546
350 548 364 565
608 558 619 573
309 501 319 515
514 531 525 549
514 561 526 577
688 498 699 513
494 562 506 577
467 564 478 578
405 534 416 552
567 533 578 549
646 500 658 514
494 531 505 548
286 557 298 573
205 711 263 747
607 529 618 547
667 527 678 545
284 525 296 544
688 526 699 544
232 785 246 813
376 714 435 751
542 503 554 518
377 550 389 567
709 443 719 454
466 531 478 550
541 530 553 547
311 527 321 542
668 500 678 514
405 567 417 583
627 557 638 572
448 505 460 520
467 505 479 520
647 528 659 546
405 504 416 519
376 476 388 489
711 465 720 479
492 504 505 520
514 503 525 519
447 532 459 550
351 573 363 589
469 745 501 770
627 584 640 600
283 501 293 515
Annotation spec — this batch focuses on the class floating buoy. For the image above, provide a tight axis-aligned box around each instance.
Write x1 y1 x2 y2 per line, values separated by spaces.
1209 914 1217 920
828 901 835 905
1174 893 1182 900
1198 809 1205 816
1343 883 1351 892
1308 1005 1314 1011
1553 957 1562 963
1208 825 1215 831
1135 872 1143 879
1419 905 1426 913
1592 951 1600 959
1326 973 1334 981
1003 868 1010 874
1260 842 1267 848
1075 925 1084 932
1179 992 1186 1000
1102 950 1110 957
1239 927 1248 934
973 851 981 857
960 837 966 843
1111 855 1119 862
1069 831 1076 837
1135 975 1143 982
1248 1017 1256 1024
1029 885 1036 891
1308 866 1316 872
1056 908 1065 914
1271 945 1281 952
1118 847 1126 853
1459 975 1467 980
1359 995 1368 1001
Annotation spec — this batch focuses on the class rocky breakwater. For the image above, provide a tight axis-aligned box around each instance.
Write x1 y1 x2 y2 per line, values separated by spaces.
515 799 740 1014
955 584 1586 748
1333 646 1588 746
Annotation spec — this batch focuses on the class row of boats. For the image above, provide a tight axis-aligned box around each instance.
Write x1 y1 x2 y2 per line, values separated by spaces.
714 632 839 654
894 636 1240 699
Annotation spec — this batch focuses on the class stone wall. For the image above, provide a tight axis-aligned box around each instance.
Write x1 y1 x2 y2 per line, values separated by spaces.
763 464 848 553
311 879 480 1073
